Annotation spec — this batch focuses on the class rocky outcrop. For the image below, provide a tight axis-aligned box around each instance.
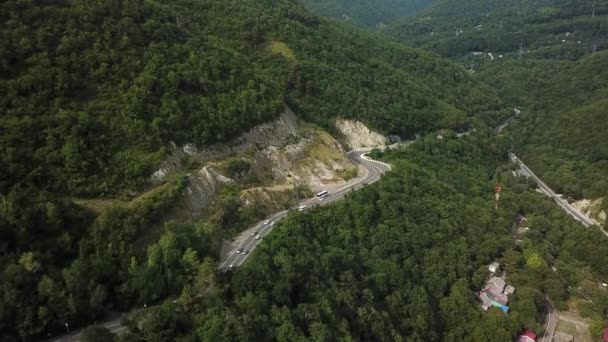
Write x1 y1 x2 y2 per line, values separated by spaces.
572 198 606 226
335 118 401 150
151 107 300 183
181 167 233 214
153 107 358 218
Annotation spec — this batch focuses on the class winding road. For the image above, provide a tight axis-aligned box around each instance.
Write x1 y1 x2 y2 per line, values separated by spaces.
44 151 391 342
218 150 391 270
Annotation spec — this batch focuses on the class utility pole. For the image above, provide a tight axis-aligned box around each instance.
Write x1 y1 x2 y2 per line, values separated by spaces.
592 41 598 55
495 185 502 209
519 42 524 60
592 0 596 18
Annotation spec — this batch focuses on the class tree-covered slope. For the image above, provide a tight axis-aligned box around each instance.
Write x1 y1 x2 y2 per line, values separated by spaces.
0 0 501 198
300 0 433 29
384 0 607 59
383 0 608 201
119 134 608 341
481 52 608 199
0 0 507 340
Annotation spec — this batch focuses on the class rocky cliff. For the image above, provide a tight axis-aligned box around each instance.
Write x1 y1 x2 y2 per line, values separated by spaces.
335 118 401 150
155 107 358 217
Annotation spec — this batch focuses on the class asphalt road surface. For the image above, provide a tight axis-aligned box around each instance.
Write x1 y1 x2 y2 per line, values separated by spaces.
540 298 557 342
218 150 391 270
43 151 391 342
509 152 599 229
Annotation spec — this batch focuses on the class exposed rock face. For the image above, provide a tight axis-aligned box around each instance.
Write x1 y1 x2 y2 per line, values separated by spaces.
335 118 386 149
155 106 357 218
335 118 401 149
572 198 606 226
182 167 232 213
151 107 300 183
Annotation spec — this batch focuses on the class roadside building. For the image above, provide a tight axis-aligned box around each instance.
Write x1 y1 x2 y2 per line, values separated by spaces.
479 275 515 313
517 329 536 342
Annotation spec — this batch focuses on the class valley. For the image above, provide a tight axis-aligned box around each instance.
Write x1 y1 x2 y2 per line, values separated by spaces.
1 0 607 341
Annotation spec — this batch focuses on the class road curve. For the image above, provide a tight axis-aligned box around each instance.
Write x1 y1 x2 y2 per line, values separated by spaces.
217 151 391 270
42 151 391 342
540 298 557 342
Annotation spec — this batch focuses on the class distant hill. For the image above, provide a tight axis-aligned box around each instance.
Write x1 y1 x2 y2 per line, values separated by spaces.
384 0 607 60
300 0 433 29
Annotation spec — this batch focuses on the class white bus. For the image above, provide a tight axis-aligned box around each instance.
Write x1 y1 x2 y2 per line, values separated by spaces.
316 190 329 199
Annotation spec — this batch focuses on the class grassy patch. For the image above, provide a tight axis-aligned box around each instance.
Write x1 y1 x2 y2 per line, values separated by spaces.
73 198 122 214
269 41 296 61
307 130 349 163
555 320 592 342
339 167 359 181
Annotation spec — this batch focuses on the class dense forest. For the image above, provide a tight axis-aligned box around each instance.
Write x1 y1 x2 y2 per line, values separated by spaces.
479 52 608 200
383 0 608 202
2 0 608 340
110 134 608 341
0 0 508 340
300 0 433 29
0 0 502 198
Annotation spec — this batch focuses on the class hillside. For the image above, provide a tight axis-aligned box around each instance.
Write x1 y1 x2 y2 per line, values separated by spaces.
384 0 608 202
480 52 608 200
300 0 433 29
0 0 501 198
120 134 608 341
0 0 507 340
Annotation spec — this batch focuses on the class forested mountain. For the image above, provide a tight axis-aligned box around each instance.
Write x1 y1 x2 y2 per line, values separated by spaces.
481 52 608 200
0 0 508 340
117 134 608 341
300 0 433 29
1 0 500 198
384 0 608 202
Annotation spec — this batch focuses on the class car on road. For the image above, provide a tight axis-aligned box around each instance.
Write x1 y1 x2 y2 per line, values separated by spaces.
251 230 258 236
270 222 275 227
242 249 249 255
255 234 261 240
264 219 271 225
228 264 234 270
236 248 243 254
298 205 307 212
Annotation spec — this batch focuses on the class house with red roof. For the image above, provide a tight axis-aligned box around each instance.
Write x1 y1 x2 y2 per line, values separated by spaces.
517 329 536 342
